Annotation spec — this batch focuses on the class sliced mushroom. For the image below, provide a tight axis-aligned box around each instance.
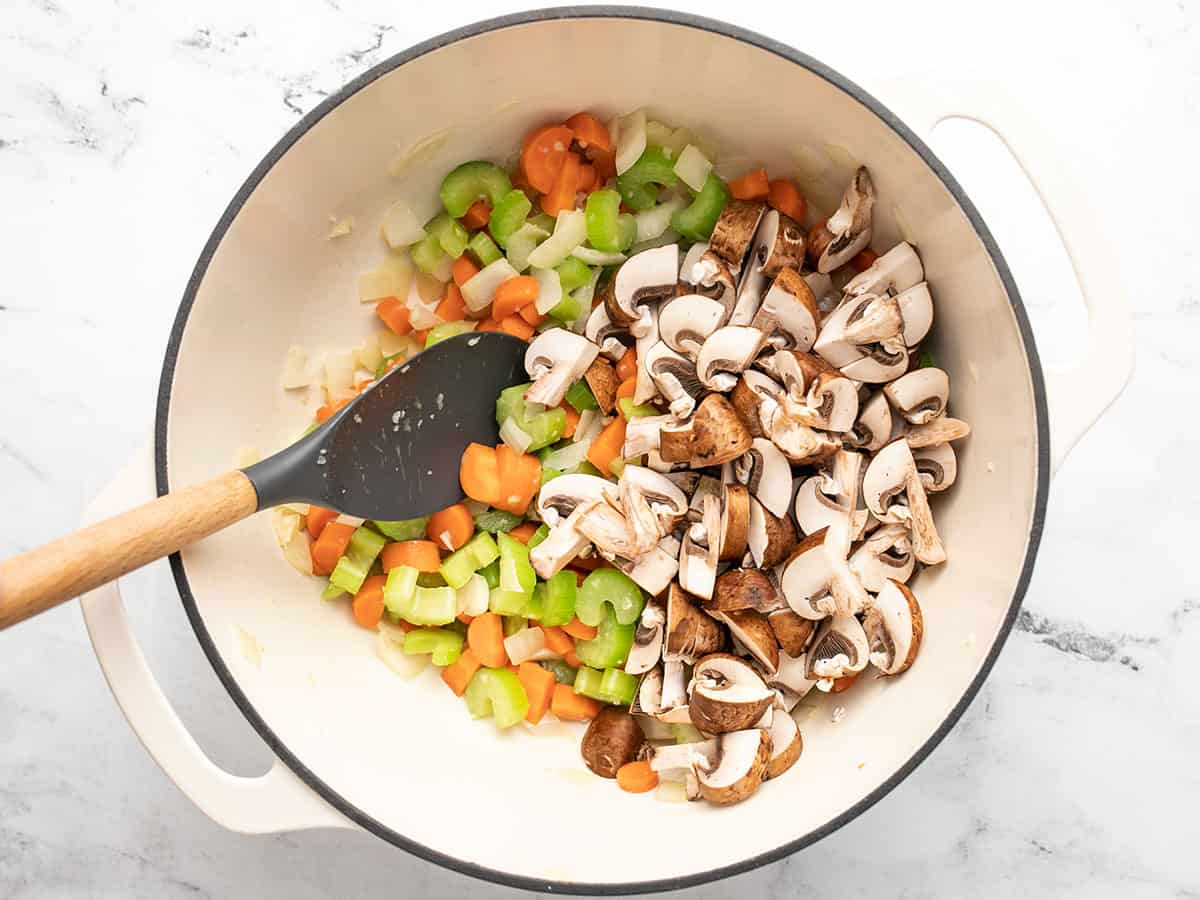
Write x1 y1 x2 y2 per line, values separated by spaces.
767 609 815 657
632 301 661 405
840 345 909 384
649 736 719 775
619 465 689 554
845 390 893 453
803 613 870 685
658 293 728 360
732 437 793 519
804 271 837 316
707 200 767 273
664 582 725 662
625 595 667 675
751 267 820 352
529 502 595 579
762 405 842 465
584 304 630 361
582 356 621 415
807 167 875 273
792 450 866 538
767 651 817 700
536 474 611 526
904 415 971 449
686 253 739 322
659 394 752 467
779 527 869 619
884 367 949 425
696 728 772 805
644 341 704 418
843 241 924 298
575 499 641 560
813 296 868 368
730 370 785 439
609 538 681 597
604 243 679 328
715 610 780 674
861 439 946 565
688 653 774 733
524 329 601 407
747 496 798 568
639 662 694 724
848 524 915 592
751 208 807 279
623 413 672 458
663 470 702 496
863 579 924 675
841 293 904 348
719 482 751 562
679 241 710 284
771 351 859 432
708 568 780 613
764 709 803 779
678 490 721 601
814 296 909 384
581 708 645 778
895 282 935 348
696 325 767 392
913 442 957 492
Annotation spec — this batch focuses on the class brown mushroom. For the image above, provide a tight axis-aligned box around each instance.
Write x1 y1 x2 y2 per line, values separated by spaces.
696 728 772 805
806 167 875 273
764 710 803 780
707 200 767 272
767 609 815 657
708 568 780 613
719 483 751 561
747 497 798 568
687 653 774 734
718 609 781 674
581 708 645 778
583 356 621 415
659 394 752 467
863 579 924 676
664 583 725 661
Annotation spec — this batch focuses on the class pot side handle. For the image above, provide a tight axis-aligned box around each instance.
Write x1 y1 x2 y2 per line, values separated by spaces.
79 445 351 834
881 74 1134 476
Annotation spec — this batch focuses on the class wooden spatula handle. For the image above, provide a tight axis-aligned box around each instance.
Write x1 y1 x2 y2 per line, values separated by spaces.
0 470 259 630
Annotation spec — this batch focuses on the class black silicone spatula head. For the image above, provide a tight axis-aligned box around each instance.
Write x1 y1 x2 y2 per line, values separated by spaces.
243 331 528 520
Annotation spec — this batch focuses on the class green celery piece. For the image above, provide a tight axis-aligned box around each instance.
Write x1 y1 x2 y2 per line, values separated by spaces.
300 422 320 438
468 231 502 266
916 347 936 369
488 189 533 248
406 585 457 626
574 605 636 669
473 508 525 534
440 161 513 217
547 292 584 324
575 568 644 626
527 523 550 551
585 189 623 253
529 212 557 233
618 397 660 419
671 722 705 744
609 456 627 478
425 320 476 348
495 383 531 428
427 212 470 258
489 587 529 616
564 380 599 412
373 517 429 541
539 467 563 487
403 628 464 665
329 556 369 596
555 257 593 293
505 222 550 272
444 619 468 638
439 531 499 589
566 460 604 478
497 532 536 594
539 659 577 686
382 565 420 618
479 559 501 590
672 172 730 242
616 146 680 211
572 666 606 701
598 667 638 706
411 232 448 274
328 526 388 595
503 615 528 637
524 583 546 621
616 213 637 251
540 570 577 627
320 579 346 602
494 383 567 453
416 572 447 588
464 668 529 728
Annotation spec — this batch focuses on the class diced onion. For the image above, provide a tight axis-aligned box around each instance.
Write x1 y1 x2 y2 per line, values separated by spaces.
571 268 602 309
499 417 533 454
281 502 310 516
378 331 418 359
354 333 383 373
271 508 301 546
431 253 455 284
571 246 626 266
328 216 354 239
323 352 355 398
574 409 600 443
376 630 430 678
631 229 680 255
673 144 713 193
636 715 676 742
527 210 587 270
335 514 366 527
462 258 521 311
281 345 310 390
634 196 687 243
413 271 445 304
654 780 689 804
662 126 694 158
506 222 550 272
540 439 592 470
281 528 313 575
503 626 552 665
357 252 414 304
456 573 490 617
533 267 563 315
615 108 647 175
380 200 426 248
644 119 674 148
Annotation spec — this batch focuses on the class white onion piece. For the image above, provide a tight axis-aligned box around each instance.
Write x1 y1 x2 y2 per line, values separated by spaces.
631 229 680 255
380 200 426 248
335 514 365 527
572 246 626 266
323 352 355 398
357 253 413 303
456 573 490 617
354 333 382 374
540 439 592 470
377 331 419 360
281 527 313 575
615 108 647 175
644 119 673 149
673 144 713 192
431 253 454 284
504 626 560 665
271 508 301 546
281 345 309 390
572 268 601 309
574 409 600 443
499 417 533 454
376 629 429 679
527 210 587 270
654 780 689 804
661 126 695 158
634 196 687 243
462 258 520 311
506 222 550 272
533 267 564 315
281 502 310 516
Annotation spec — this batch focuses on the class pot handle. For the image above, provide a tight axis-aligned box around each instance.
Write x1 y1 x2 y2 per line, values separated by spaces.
880 75 1133 475
79 445 351 834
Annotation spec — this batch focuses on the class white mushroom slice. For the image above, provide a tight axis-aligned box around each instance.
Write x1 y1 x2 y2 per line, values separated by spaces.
625 596 667 675
707 568 781 614
792 450 865 538
610 539 680 597
688 653 775 734
523 330 601 407
767 651 817 699
861 439 946 565
649 737 719 774
664 582 724 662
771 351 859 433
807 167 875 273
913 442 957 492
863 579 924 675
584 303 630 361
848 524 914 592
696 325 768 392
679 491 721 601
804 613 871 686
536 474 611 526
841 293 904 348
659 658 691 718
659 394 753 468
529 503 595 579
749 208 807 279
843 241 924 297
732 437 792 519
714 610 780 674
845 390 893 453
904 415 971 449
687 253 739 322
679 241 709 283
644 342 704 418
764 709 803 779
763 405 842 465
659 294 728 360
779 528 868 619
884 367 950 425
696 728 772 805
812 296 866 369
719 483 751 562
664 470 702 496
575 499 641 559
895 282 934 348
751 268 820 351
632 302 661 405
840 347 909 384
604 243 679 328
804 272 837 317
747 496 798 569
730 371 786 439
619 465 689 554
623 414 672 458
707 200 767 273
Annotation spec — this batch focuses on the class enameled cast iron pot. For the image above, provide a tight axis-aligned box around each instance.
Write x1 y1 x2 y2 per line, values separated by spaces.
78 8 1132 894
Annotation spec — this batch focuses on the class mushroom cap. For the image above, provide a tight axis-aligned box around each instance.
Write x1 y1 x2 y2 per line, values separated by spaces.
767 609 816 657
678 491 721 601
718 609 781 674
524 330 602 407
619 464 690 553
708 568 781 613
583 356 621 415
581 708 645 778
697 728 772 805
733 437 793 519
747 496 799 568
730 371 785 439
845 390 894 453
884 367 950 425
841 293 904 347
665 582 725 661
610 539 681 596
804 613 871 681
585 303 631 361
861 439 917 518
746 207 807 279
696 325 767 392
529 507 594 579
840 345 909 384
779 528 836 620
719 482 751 561
752 267 820 351
764 709 803 779
913 442 957 492
904 415 971 449
688 653 775 734
660 394 753 468
536 474 612 525
659 293 729 360
895 282 934 348
605 243 680 326
708 200 767 272
625 596 667 675
848 523 915 592
864 579 924 675
843 241 924 298
644 341 705 418
808 167 875 274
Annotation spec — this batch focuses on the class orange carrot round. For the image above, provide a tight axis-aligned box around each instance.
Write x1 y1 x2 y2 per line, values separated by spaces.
508 522 539 544
375 297 412 335
615 376 636 404
426 504 474 551
517 661 557 724
494 444 541 516
586 415 626 476
576 162 597 193
351 575 387 629
498 314 535 342
310 522 356 576
462 200 492 231
541 151 582 217
615 347 637 381
559 402 580 438
565 112 613 153
305 506 338 540
435 282 467 323
540 626 574 656
460 442 501 506
381 540 442 573
768 178 807 223
467 612 508 668
315 395 353 424
441 647 482 696
518 302 545 327
550 684 602 721
729 168 770 201
521 124 575 194
452 255 481 287
491 275 540 320
562 616 598 641
616 760 659 793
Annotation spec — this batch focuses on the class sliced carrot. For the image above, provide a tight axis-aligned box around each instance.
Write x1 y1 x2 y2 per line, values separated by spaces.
351 575 387 629
768 178 807 223
375 297 412 335
729 167 770 201
315 395 353 424
518 661 557 725
518 303 545 327
565 112 613 153
830 673 859 693
492 275 540 321
498 314 535 341
435 282 466 323
453 255 481 287
393 618 418 633
850 248 879 273
305 506 338 540
615 376 637 404
541 151 582 217
588 147 617 180
426 503 475 551
562 616 598 641
310 522 355 577
457 613 475 625
508 522 539 544
462 200 492 231
563 648 582 669
476 317 501 332
381 540 442 574
521 124 575 194
576 162 597 193
494 444 541 516
460 442 501 506
586 415 626 476
616 760 659 793
540 626 574 656
412 328 429 345
441 647 481 696
559 402 580 439
467 612 508 668
615 346 637 381
551 684 603 721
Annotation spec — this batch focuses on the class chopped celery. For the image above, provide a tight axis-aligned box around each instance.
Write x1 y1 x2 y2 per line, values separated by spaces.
576 568 645 626
564 380 599 412
417 572 447 588
426 212 470 258
439 531 500 589
468 231 502 266
585 189 624 253
530 212 557 233
479 559 501 590
383 565 420 618
539 466 563 486
411 232 448 274
503 615 528 637
526 210 587 269
598 667 638 706
616 146 680 211
328 556 369 596
489 588 529 616
505 222 550 272
464 667 529 728
497 532 536 594
547 292 584 323
488 189 533 248
539 659 577 685
671 171 730 242
373 517 429 541
565 460 604 478
541 570 578 627
403 628 464 665
617 213 638 251
524 583 546 621
494 383 567 452
440 161 513 217
672 722 705 744
473 509 525 534
425 320 476 348
328 526 388 595
618 397 660 419
574 605 636 669
406 585 457 626
527 523 551 551
572 665 605 700
320 580 346 602
555 256 593 292
916 347 936 369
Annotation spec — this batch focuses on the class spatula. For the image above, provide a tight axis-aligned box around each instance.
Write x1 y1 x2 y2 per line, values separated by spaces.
0 331 528 629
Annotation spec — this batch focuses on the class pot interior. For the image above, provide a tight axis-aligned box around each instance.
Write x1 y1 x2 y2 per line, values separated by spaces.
161 14 1043 889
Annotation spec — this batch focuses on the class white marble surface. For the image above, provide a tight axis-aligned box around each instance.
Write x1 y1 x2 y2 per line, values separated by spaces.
1 0 1197 897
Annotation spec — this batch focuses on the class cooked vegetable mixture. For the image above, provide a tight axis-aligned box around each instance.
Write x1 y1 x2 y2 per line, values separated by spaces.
273 108 970 807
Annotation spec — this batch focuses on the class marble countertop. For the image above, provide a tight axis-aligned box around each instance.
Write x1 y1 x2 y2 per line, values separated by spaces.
1 1 1196 897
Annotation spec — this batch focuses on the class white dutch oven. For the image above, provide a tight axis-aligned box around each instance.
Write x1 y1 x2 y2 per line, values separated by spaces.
79 8 1132 894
